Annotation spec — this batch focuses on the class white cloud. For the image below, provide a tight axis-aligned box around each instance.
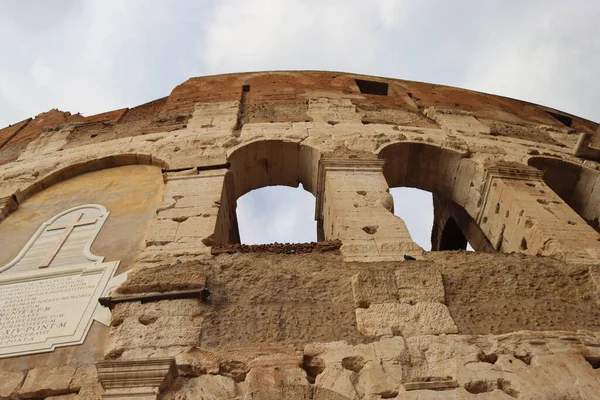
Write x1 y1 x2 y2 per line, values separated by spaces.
1 0 598 245
236 185 317 244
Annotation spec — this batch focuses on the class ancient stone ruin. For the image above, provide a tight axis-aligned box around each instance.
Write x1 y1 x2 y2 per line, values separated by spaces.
0 71 599 399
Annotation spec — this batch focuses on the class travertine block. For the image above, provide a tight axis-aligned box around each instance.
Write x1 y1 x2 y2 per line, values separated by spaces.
314 364 359 400
145 219 179 246
355 302 458 338
351 270 398 308
244 366 311 400
105 316 201 357
18 366 77 399
0 370 25 398
395 266 446 304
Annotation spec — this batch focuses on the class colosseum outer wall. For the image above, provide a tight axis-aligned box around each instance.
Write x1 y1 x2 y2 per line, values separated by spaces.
0 71 599 399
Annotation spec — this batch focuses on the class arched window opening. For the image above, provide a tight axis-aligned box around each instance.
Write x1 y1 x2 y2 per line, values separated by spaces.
214 140 322 245
236 184 317 244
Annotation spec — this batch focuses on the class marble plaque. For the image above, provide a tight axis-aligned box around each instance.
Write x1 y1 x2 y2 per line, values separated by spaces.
0 205 122 358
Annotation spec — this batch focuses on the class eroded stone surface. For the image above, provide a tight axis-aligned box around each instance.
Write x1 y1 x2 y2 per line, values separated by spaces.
0 71 599 398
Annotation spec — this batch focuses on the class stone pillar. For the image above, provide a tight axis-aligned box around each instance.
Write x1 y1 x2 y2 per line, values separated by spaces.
317 158 422 262
476 164 600 263
96 358 177 399
135 167 228 267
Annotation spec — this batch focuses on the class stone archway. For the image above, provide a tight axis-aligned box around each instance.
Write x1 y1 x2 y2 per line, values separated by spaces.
215 140 321 244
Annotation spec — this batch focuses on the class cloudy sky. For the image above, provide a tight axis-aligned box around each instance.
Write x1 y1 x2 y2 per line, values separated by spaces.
1 0 598 248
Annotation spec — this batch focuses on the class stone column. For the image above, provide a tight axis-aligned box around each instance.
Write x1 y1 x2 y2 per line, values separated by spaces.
135 167 228 267
476 164 600 263
317 158 422 262
96 358 177 399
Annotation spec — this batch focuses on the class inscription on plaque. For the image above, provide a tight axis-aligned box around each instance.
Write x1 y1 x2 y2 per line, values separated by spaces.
0 204 121 358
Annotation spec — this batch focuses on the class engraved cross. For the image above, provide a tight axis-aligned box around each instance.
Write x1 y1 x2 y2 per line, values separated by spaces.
40 212 98 268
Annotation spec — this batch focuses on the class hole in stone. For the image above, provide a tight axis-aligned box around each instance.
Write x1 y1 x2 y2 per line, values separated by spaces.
498 378 519 398
219 361 248 383
355 79 388 96
537 199 549 205
356 190 367 196
568 220 577 225
302 355 325 384
482 216 488 223
172 216 189 223
90 133 98 138
495 203 500 214
524 220 534 228
464 380 491 394
341 356 366 373
514 353 532 365
520 238 528 250
362 225 378 235
478 352 498 364
242 84 250 92
327 120 339 126
526 182 536 187
586 356 600 369
138 315 158 325
545 111 573 127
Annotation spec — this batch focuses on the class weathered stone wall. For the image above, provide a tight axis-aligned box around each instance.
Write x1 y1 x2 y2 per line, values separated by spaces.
0 71 599 399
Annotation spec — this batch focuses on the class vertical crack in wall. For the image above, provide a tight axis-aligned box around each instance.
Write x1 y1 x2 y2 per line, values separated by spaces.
233 85 250 137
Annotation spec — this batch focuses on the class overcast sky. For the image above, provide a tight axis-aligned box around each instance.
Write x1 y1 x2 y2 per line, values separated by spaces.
1 1 598 248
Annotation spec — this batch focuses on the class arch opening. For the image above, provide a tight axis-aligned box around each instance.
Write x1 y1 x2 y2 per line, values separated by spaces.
215 140 322 245
379 141 491 252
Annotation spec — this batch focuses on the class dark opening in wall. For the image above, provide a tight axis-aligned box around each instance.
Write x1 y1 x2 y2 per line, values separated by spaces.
545 111 573 127
355 79 388 96
439 218 468 251
242 85 251 92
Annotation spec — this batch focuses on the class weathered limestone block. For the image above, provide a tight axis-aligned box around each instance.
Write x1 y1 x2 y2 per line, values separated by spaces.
244 354 311 400
351 270 398 308
111 299 205 326
307 98 363 124
425 107 490 136
355 303 458 338
0 370 25 399
175 347 220 376
105 316 201 357
356 361 399 398
395 266 445 304
117 264 207 294
162 375 240 400
18 366 77 399
144 219 179 246
314 364 359 400
45 394 78 400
